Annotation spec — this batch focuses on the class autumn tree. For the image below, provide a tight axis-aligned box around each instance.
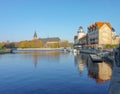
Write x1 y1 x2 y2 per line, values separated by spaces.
20 41 28 48
31 40 42 48
51 43 59 48
60 41 69 48
20 40 43 48
0 44 3 49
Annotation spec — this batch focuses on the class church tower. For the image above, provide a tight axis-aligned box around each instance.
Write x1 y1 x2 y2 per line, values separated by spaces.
33 31 37 40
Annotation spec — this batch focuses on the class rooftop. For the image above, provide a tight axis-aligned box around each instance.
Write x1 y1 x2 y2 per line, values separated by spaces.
88 22 112 30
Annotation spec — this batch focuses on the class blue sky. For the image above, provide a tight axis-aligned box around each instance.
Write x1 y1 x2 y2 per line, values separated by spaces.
0 0 120 42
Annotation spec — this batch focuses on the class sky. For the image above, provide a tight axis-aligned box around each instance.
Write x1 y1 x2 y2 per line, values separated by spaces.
0 0 120 42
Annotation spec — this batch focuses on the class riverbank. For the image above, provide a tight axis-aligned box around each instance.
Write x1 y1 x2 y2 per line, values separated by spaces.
80 49 113 54
12 48 66 52
0 49 12 54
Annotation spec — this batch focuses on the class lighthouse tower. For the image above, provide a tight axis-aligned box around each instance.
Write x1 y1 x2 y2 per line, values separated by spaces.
77 26 85 40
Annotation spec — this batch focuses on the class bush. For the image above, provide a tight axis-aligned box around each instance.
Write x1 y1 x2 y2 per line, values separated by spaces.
106 44 118 49
0 45 3 50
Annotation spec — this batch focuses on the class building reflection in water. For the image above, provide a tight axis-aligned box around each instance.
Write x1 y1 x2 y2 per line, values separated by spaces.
19 52 68 68
74 53 89 74
109 60 120 94
74 53 113 83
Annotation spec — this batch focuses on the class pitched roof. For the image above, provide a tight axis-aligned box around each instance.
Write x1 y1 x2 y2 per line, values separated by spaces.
39 37 60 44
95 22 112 29
88 22 112 30
95 22 103 29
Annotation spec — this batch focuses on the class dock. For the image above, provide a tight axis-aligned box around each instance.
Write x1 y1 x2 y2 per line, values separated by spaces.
89 54 103 62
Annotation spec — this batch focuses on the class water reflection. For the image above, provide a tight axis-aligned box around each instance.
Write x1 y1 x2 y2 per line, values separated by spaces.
0 52 113 94
16 52 68 68
74 53 88 74
74 53 113 83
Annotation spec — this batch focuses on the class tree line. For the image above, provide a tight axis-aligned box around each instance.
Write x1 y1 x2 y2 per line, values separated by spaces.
0 40 73 49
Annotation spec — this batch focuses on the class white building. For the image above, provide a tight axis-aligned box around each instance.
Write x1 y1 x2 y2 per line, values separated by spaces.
77 26 86 40
74 26 86 45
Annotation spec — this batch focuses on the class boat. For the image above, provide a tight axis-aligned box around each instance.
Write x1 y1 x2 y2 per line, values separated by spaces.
89 54 103 62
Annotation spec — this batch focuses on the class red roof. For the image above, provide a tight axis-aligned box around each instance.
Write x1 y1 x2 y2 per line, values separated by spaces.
88 22 112 30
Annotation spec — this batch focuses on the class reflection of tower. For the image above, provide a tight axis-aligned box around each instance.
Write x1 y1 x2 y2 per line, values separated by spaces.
74 54 87 74
32 53 38 68
78 63 85 74
33 31 37 40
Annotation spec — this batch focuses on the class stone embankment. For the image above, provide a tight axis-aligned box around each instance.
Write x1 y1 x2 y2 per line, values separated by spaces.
12 48 69 52
0 49 12 54
79 49 114 62
16 48 64 51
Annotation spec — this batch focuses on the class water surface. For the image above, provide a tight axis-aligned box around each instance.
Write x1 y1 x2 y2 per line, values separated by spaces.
0 52 113 94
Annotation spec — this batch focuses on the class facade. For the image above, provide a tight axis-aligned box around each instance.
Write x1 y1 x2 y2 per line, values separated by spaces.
79 35 88 45
74 36 78 45
87 22 119 48
112 36 120 45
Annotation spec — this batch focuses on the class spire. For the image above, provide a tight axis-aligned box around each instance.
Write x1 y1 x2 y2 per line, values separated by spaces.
33 31 37 40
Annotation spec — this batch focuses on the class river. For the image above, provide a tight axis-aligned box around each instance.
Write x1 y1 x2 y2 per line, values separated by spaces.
0 51 114 94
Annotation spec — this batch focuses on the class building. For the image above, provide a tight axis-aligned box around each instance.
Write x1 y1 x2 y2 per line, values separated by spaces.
77 26 86 39
74 26 86 45
74 36 78 45
87 22 120 48
79 35 88 46
112 36 120 45
39 37 60 48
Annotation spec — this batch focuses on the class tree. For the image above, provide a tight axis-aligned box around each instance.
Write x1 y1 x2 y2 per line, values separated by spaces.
32 40 43 48
47 42 59 48
60 41 69 48
0 44 3 49
20 40 43 48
